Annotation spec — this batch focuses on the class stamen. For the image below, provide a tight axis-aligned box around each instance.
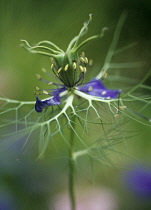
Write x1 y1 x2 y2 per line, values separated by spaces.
101 91 107 95
83 67 87 73
106 96 111 99
64 64 69 71
58 67 62 73
48 82 53 85
88 86 93 91
42 90 49 95
81 52 85 57
84 57 88 64
36 74 41 80
79 65 84 72
73 62 77 69
89 59 93 66
42 68 47 73
35 86 40 90
51 63 54 69
102 71 107 79
80 57 85 63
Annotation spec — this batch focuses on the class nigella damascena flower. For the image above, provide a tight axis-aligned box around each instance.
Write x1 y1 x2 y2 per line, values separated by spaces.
35 78 120 113
21 14 121 113
1 12 150 160
123 166 151 198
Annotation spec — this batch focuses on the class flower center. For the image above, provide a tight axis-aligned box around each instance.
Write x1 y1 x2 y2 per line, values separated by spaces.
51 52 89 88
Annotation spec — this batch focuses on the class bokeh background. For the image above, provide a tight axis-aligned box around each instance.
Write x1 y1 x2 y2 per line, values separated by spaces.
0 0 151 209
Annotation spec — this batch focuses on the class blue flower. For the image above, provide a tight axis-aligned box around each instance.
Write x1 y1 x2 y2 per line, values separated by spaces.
123 166 151 198
21 15 121 113
35 79 121 113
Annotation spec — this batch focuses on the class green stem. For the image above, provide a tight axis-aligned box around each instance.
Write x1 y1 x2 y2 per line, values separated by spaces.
68 118 76 210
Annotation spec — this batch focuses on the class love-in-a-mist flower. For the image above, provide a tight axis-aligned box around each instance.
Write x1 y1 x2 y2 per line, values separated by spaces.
21 14 121 114
123 165 151 198
1 12 150 160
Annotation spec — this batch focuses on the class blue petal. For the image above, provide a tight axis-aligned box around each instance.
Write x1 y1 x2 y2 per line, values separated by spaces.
35 87 66 113
123 166 151 197
35 95 60 113
77 78 121 99
52 87 67 96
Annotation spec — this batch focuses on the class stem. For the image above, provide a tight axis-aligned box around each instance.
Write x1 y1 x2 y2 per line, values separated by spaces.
68 117 76 210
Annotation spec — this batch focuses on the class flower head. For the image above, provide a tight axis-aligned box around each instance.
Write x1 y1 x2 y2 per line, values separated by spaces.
1 12 150 160
21 15 120 113
123 166 151 198
35 78 120 113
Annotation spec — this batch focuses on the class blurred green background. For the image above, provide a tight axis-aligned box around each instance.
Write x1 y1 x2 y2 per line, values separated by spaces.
0 0 151 209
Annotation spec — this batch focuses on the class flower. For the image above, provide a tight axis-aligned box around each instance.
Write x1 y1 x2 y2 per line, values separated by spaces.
35 79 120 113
21 14 120 113
123 166 151 198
